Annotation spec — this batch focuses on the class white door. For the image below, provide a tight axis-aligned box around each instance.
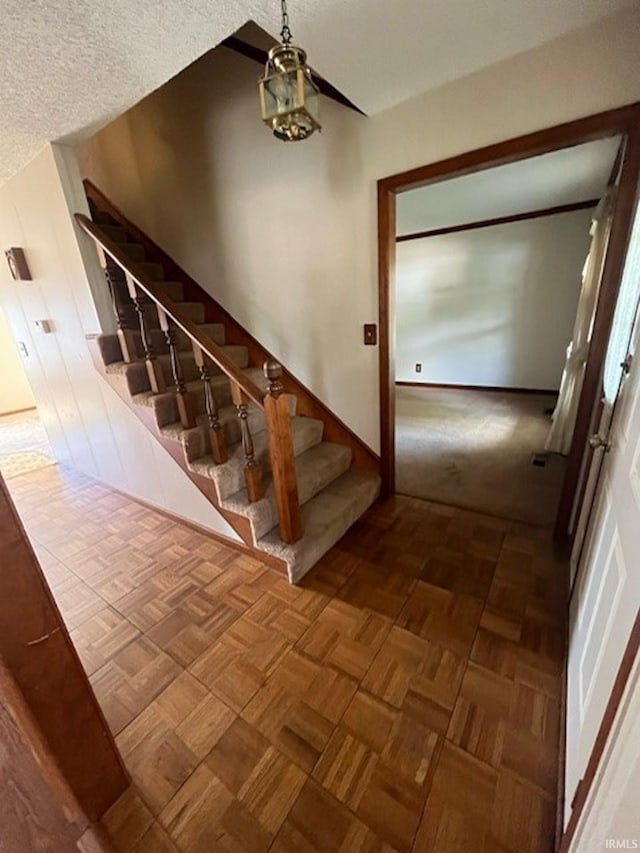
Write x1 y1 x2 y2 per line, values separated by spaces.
565 193 640 826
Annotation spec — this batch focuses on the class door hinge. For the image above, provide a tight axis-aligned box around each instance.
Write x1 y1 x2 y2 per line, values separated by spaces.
621 353 633 375
570 777 585 810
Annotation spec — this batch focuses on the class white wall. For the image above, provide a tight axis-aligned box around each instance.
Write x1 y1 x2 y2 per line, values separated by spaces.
0 145 239 541
395 211 591 388
75 5 640 452
0 305 35 415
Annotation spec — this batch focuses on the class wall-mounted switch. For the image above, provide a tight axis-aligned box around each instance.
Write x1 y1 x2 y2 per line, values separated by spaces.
415 363 422 373
364 324 377 345
35 319 53 334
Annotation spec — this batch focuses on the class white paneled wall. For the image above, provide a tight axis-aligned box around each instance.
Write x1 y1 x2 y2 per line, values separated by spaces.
0 144 238 541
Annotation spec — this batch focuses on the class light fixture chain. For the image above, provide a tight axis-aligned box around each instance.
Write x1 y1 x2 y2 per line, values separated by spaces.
280 0 293 44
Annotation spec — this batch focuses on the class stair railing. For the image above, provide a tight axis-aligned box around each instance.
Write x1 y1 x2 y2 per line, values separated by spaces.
75 213 303 545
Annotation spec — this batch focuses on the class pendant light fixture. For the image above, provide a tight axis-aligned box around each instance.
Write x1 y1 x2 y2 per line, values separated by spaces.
258 0 321 141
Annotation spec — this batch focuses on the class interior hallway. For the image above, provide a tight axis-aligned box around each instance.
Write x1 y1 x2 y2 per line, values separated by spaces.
7 463 566 852
0 409 53 480
395 385 566 527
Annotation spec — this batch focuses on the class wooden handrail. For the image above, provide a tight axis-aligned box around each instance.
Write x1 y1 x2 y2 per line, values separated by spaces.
77 210 304 544
75 213 266 409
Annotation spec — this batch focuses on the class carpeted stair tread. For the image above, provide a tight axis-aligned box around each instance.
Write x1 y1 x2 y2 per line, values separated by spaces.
131 366 268 428
98 223 127 242
221 442 352 540
107 345 249 396
96 323 226 366
188 413 322 500
257 469 381 583
135 261 164 280
161 403 267 459
116 242 145 262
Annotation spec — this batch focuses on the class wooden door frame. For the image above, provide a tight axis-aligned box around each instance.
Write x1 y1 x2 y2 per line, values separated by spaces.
377 101 640 543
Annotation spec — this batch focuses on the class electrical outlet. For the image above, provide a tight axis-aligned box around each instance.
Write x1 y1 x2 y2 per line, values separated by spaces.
415 363 422 373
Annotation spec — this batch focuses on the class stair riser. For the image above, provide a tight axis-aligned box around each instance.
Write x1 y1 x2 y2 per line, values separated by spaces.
209 409 320 501
150 381 235 428
181 409 267 462
123 346 250 397
122 301 205 327
233 445 353 541
101 324 226 363
112 243 146 263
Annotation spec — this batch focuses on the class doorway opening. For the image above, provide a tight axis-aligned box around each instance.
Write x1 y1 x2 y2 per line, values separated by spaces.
378 102 640 540
0 305 53 480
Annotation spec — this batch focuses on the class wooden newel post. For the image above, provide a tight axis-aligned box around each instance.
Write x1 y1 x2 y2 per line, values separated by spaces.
263 360 303 544
96 245 136 363
193 343 228 464
231 382 264 502
126 273 165 393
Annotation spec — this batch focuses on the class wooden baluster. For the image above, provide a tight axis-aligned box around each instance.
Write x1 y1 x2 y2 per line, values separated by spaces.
157 308 196 428
263 360 303 543
193 344 228 463
124 273 165 393
230 382 264 502
96 245 136 363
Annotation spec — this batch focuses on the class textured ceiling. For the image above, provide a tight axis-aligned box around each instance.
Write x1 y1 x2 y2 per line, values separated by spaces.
0 0 636 184
397 137 622 235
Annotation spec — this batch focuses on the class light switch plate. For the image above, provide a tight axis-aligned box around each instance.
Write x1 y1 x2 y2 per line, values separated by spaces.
364 324 377 345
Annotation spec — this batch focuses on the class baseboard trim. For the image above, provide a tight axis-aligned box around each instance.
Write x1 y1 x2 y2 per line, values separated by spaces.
0 406 38 418
86 472 288 574
396 381 559 395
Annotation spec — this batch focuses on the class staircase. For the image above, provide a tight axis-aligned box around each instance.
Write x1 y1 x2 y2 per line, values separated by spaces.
77 183 380 583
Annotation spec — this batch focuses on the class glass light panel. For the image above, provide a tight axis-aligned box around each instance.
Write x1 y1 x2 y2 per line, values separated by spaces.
264 71 301 119
603 200 640 403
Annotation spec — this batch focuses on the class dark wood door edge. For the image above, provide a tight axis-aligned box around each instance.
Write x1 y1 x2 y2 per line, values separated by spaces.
378 182 397 498
558 608 640 851
396 198 599 242
83 180 380 480
86 337 288 576
378 101 640 507
396 381 559 395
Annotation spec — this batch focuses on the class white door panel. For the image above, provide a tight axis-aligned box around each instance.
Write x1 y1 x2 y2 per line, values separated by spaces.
565 193 640 826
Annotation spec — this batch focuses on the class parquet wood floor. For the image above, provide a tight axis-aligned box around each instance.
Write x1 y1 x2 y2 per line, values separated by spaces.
7 464 567 852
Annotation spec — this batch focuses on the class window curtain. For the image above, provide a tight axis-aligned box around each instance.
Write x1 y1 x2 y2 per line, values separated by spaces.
545 189 616 455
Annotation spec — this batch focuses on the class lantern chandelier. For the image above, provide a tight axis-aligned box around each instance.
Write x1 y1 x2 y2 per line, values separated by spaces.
258 0 321 141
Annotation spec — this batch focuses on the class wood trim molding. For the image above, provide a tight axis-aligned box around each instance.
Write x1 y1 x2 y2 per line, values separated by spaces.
83 180 380 480
396 198 599 243
378 181 396 498
559 607 640 851
380 102 639 193
396 381 559 395
378 100 640 506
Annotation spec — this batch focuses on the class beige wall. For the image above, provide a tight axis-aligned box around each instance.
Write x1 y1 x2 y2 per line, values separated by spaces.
76 6 640 452
0 305 35 415
0 145 238 540
396 210 591 388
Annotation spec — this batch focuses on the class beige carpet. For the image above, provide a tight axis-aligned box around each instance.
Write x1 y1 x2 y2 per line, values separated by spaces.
0 410 54 480
395 386 566 527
